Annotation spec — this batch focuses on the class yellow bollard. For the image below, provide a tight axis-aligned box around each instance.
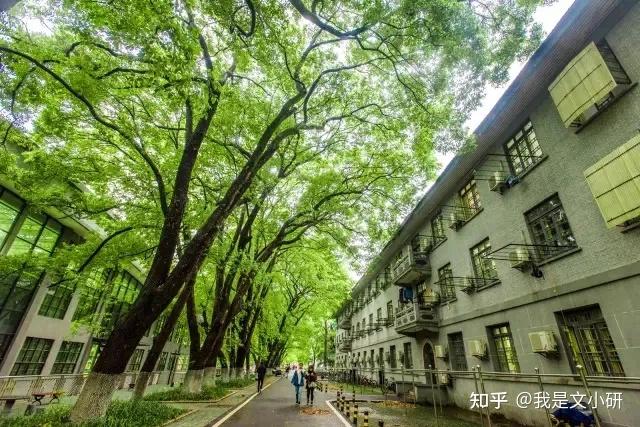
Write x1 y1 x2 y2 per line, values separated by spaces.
378 420 384 427
346 401 350 419
353 403 358 425
363 410 369 427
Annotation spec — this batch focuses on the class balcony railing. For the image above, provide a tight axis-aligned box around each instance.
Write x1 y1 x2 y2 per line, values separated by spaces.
391 235 435 286
338 311 352 329
394 302 438 336
338 336 353 352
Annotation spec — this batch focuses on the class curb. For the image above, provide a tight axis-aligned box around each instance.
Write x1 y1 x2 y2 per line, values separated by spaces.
160 408 198 427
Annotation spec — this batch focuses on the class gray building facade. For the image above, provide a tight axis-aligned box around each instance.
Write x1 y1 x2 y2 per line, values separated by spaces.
0 180 188 384
335 2 640 426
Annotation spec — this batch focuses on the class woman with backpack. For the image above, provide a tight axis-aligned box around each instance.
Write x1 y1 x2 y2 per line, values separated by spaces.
305 364 318 406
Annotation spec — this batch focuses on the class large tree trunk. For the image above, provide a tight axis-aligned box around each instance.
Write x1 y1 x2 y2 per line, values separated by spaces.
133 280 194 399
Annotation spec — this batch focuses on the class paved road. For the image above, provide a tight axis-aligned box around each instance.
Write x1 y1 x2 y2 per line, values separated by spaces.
213 377 345 427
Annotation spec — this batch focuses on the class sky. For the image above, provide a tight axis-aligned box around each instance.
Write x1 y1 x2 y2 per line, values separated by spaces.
434 0 576 174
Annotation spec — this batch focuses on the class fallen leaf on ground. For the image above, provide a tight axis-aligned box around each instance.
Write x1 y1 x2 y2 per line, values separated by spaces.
300 407 331 415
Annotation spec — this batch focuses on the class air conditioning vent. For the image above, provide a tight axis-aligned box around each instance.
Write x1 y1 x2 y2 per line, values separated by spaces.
468 339 487 359
434 345 448 359
510 248 531 271
528 331 558 354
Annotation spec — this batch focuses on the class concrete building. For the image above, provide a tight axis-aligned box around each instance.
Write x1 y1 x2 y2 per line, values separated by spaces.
335 1 640 426
0 180 188 384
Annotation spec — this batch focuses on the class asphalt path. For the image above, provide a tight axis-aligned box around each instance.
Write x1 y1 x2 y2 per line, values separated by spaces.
212 376 347 427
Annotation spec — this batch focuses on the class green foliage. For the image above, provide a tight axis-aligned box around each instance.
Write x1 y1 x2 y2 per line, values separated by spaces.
0 401 185 427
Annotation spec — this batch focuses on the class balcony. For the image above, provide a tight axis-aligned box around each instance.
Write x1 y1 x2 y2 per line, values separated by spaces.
394 303 438 336
337 336 352 352
338 311 352 330
391 235 435 286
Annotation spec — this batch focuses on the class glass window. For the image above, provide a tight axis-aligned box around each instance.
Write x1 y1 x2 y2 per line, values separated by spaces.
73 269 108 322
83 342 101 373
459 179 481 214
127 349 145 372
557 305 624 377
7 214 62 256
431 212 445 239
437 264 455 301
368 313 374 333
0 189 24 251
389 345 397 369
470 238 498 282
525 195 577 260
448 332 467 371
158 352 169 371
403 342 413 368
39 281 75 319
51 341 84 374
505 121 543 175
11 337 54 375
386 301 394 322
176 355 189 371
100 270 142 333
376 307 382 320
489 324 520 373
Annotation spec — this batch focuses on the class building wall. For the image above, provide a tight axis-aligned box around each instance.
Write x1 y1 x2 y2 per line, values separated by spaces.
337 3 640 427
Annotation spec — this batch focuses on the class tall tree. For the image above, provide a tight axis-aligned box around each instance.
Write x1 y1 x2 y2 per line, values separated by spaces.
1 0 545 420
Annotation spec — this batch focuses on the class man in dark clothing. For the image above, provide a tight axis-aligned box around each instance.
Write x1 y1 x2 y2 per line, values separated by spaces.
257 362 267 393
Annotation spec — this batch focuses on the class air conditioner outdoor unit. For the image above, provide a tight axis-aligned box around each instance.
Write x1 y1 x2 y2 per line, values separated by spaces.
529 331 558 354
488 171 507 193
510 248 531 271
434 345 448 359
448 211 465 231
468 339 487 359
437 372 451 386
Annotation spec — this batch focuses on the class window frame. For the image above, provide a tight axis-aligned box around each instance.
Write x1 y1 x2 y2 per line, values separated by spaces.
389 345 397 369
11 337 54 376
448 332 468 371
525 194 578 262
436 263 455 302
402 342 413 368
504 120 544 176
556 305 624 377
488 323 520 373
470 238 499 287
127 348 145 372
431 212 446 240
51 341 84 374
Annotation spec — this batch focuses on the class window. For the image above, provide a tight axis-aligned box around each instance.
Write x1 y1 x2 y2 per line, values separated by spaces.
51 341 83 374
370 349 375 367
549 40 631 128
489 324 520 373
11 337 53 375
127 349 145 372
368 313 374 333
154 314 167 336
386 301 394 322
431 212 445 239
157 352 169 371
376 307 382 320
402 342 413 368
459 179 481 215
83 342 101 373
73 269 108 322
505 121 543 175
100 270 142 333
525 195 577 260
556 305 624 377
39 281 75 319
389 345 397 369
470 238 498 283
437 264 455 302
7 213 62 256
448 333 467 371
0 188 24 252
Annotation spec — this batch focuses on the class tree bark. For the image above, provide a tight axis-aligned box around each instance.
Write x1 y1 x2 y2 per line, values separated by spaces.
132 279 194 399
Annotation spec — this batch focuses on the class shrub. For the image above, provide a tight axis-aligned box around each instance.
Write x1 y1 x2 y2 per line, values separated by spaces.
144 384 227 402
0 401 185 427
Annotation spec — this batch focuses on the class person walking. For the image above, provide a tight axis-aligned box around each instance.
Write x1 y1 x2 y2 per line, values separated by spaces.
256 361 267 393
305 364 318 406
290 364 305 405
